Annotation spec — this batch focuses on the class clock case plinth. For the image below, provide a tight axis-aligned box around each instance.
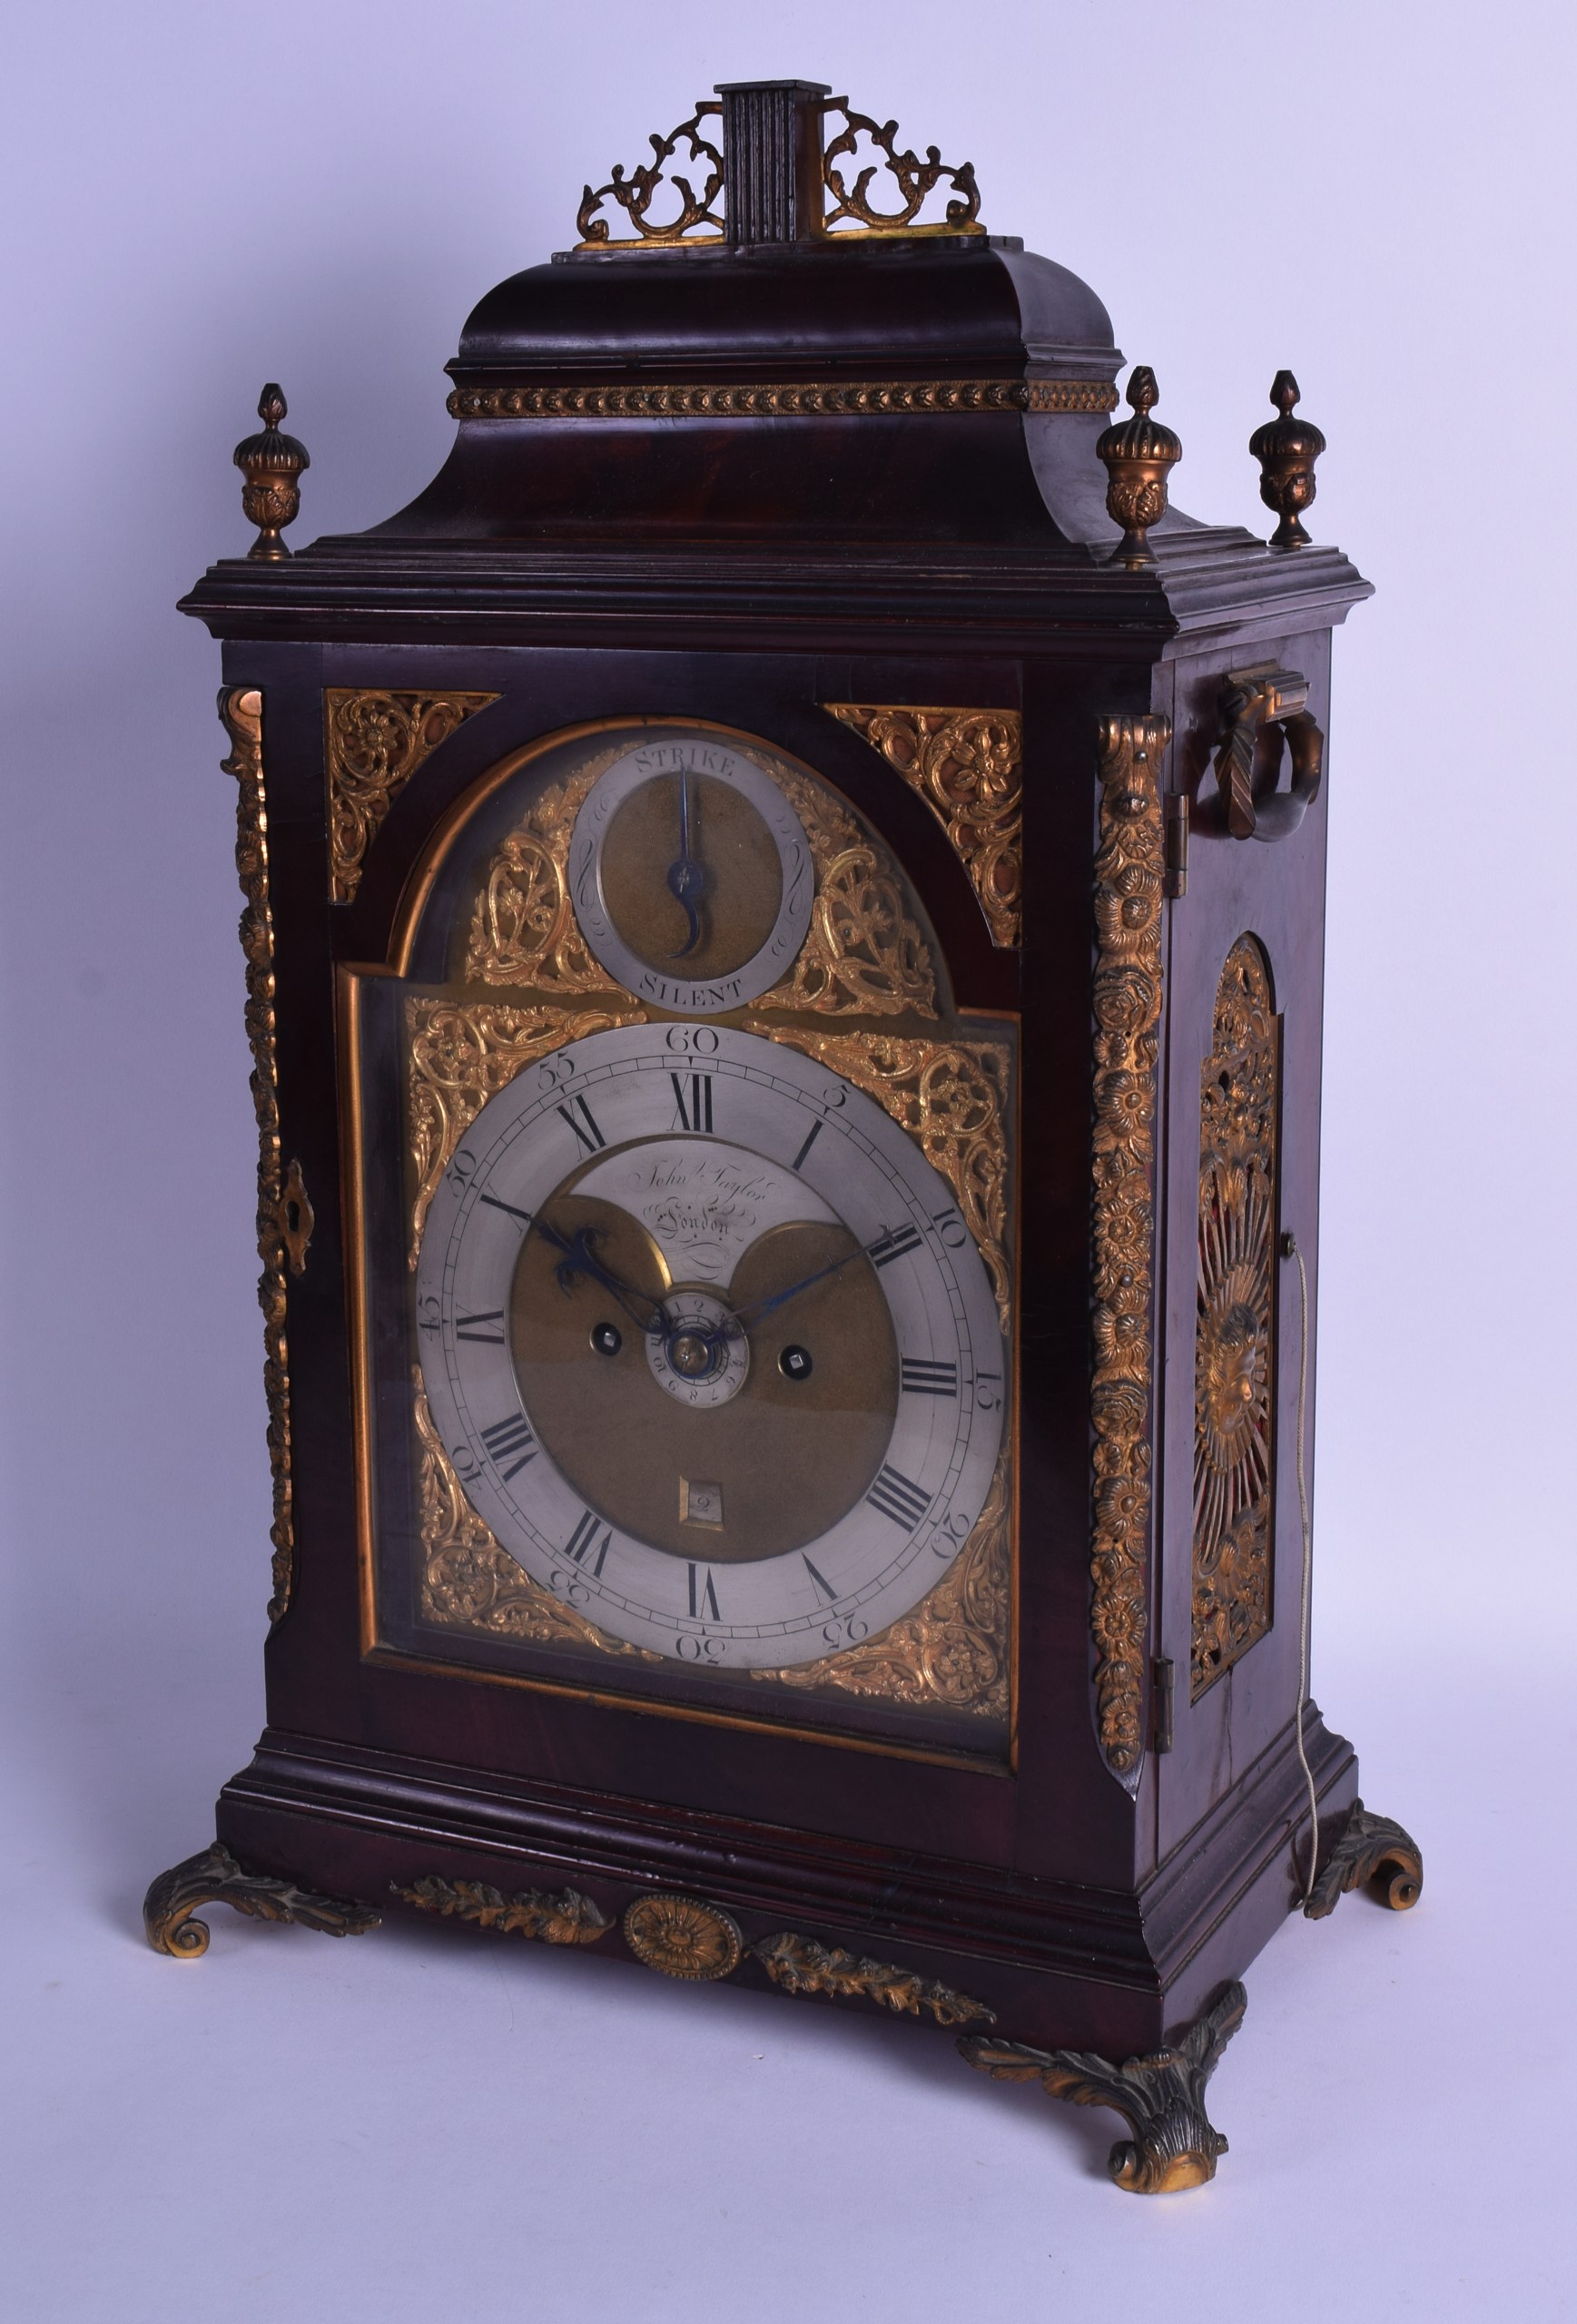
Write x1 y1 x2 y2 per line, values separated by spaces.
171 80 1414 2182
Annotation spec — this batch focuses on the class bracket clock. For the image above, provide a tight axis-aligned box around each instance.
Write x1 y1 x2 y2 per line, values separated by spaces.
153 79 1423 2194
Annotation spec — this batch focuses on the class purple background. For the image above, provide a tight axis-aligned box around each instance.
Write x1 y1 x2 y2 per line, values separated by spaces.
3 2 1572 2312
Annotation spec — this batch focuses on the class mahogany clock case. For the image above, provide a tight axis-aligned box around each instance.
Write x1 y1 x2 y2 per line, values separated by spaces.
165 81 1416 2129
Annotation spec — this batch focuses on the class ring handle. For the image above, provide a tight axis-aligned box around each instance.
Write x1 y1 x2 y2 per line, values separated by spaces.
1199 665 1325 842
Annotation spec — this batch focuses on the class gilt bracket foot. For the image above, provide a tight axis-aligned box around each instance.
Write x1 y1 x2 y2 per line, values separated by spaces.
1304 1798 1423 1920
959 1980 1247 2194
143 1843 381 1957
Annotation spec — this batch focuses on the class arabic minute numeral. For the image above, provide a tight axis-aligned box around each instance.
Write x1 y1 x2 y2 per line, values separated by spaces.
900 1356 959 1397
866 1464 931 1531
478 1411 537 1481
867 1222 922 1269
670 1071 714 1134
454 1309 507 1344
416 1295 441 1334
931 1206 969 1250
564 1508 612 1576
974 1371 1003 1413
557 1094 606 1155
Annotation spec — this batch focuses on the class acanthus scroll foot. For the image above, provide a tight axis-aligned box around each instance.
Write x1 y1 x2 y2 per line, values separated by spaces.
959 1980 1247 2194
143 1843 381 1958
1304 1798 1423 1919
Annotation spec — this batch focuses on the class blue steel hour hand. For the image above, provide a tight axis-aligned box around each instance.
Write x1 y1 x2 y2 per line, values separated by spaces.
533 1216 666 1335
665 773 708 958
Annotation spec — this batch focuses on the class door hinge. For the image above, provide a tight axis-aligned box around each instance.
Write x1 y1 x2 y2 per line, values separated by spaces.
1151 1656 1175 1753
1163 793 1190 898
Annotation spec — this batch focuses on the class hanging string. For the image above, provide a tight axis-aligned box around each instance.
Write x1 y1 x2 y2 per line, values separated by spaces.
1282 1229 1319 1905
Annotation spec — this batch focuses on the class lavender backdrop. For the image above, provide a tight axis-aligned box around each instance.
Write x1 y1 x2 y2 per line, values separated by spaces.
3 2 1572 2314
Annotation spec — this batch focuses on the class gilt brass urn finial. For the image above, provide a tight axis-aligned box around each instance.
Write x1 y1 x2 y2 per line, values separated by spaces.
1249 370 1326 548
1095 367 1182 569
233 383 310 561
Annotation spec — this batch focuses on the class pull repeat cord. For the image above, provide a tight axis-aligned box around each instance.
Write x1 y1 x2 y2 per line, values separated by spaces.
1283 1230 1319 1905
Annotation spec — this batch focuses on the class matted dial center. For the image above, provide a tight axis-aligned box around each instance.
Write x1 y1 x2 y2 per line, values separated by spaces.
648 1292 749 1409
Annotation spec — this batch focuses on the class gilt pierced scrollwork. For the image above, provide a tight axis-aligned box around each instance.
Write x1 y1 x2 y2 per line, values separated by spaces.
415 1378 661 1659
753 765 937 1018
326 689 498 904
462 757 626 994
406 997 642 1262
826 704 1021 947
1089 714 1169 1778
821 104 982 235
1193 937 1278 1698
220 688 295 1624
576 105 725 246
753 1931 994 2025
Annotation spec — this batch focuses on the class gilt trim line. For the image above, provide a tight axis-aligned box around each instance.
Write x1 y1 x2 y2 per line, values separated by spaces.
447 379 1118 420
219 686 295 1623
1089 713 1170 1777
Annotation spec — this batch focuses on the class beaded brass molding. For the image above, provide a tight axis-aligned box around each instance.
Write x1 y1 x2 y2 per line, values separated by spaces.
1193 937 1277 1699
753 1931 994 2026
407 998 643 1262
1089 713 1170 1778
414 1377 661 1661
624 1894 743 1979
961 1980 1246 2195
327 689 498 904
754 765 937 1019
393 1874 612 1945
220 688 296 1624
447 379 1114 420
143 1843 380 1958
826 704 1022 947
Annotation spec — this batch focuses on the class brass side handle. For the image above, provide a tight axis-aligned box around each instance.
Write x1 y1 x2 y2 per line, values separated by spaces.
1198 664 1324 843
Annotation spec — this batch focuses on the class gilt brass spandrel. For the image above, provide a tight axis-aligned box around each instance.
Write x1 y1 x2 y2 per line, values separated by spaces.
752 762 939 1019
1191 936 1278 1699
413 1375 662 1660
219 685 295 1624
460 747 628 993
405 996 644 1265
753 1442 1010 1718
825 704 1022 950
327 689 498 905
1089 713 1170 1778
